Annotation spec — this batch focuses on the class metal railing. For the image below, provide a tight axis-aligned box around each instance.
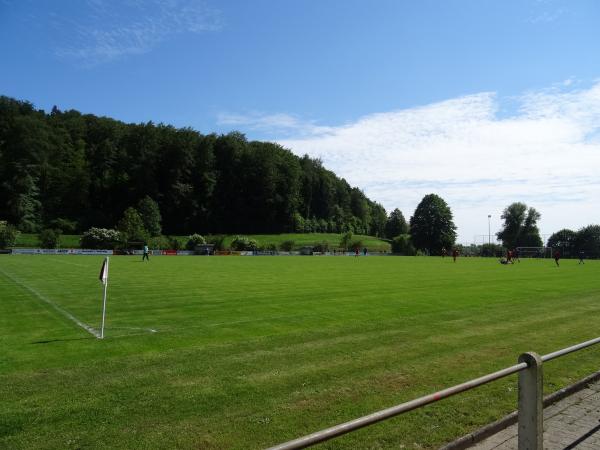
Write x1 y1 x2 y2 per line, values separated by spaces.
267 336 600 450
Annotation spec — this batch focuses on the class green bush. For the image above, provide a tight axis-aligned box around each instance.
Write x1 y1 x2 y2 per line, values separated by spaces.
206 235 225 251
168 237 182 251
279 240 295 251
117 207 148 247
39 229 61 248
339 231 353 250
48 218 78 234
391 234 416 255
186 233 206 250
313 241 330 252
80 228 121 249
259 243 278 252
231 236 259 251
350 240 363 251
148 235 171 250
0 221 20 249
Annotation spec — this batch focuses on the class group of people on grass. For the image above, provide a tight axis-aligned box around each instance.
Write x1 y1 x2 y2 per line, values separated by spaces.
499 248 586 267
138 243 588 265
441 247 460 262
440 246 587 267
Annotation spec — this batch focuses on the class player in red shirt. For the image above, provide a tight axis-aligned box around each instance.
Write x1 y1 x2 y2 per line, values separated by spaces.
452 248 459 262
554 250 560 267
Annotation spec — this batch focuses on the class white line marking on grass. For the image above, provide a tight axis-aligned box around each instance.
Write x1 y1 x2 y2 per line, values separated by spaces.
49 258 89 268
106 326 158 333
0 266 101 338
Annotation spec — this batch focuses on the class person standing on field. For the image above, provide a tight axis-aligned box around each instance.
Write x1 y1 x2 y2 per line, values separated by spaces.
554 250 560 267
142 244 150 261
579 250 585 264
452 248 459 262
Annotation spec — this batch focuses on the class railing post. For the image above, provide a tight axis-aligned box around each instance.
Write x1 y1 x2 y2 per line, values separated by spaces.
518 352 543 450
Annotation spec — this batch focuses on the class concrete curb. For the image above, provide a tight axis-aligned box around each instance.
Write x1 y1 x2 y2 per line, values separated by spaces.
439 370 600 450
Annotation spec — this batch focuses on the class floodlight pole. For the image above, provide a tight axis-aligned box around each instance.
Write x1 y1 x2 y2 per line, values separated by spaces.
488 215 491 247
100 257 109 339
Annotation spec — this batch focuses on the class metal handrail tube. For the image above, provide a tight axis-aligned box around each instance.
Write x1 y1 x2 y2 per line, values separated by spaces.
541 336 600 362
267 362 528 450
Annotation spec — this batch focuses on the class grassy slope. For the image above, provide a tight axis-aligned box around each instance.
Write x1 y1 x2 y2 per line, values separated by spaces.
0 255 599 449
14 234 81 248
219 233 390 251
14 233 391 252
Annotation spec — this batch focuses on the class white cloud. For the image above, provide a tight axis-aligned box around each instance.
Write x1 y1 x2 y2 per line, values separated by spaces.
217 112 334 138
244 82 600 243
53 0 221 65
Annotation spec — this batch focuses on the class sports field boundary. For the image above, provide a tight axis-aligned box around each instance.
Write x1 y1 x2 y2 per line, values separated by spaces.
268 336 600 450
0 266 101 338
439 369 600 449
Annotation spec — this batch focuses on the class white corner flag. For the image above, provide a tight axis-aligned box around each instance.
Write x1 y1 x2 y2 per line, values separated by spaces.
99 257 109 339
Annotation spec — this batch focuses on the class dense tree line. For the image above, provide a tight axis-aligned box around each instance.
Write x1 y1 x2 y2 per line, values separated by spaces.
0 96 387 236
548 225 600 258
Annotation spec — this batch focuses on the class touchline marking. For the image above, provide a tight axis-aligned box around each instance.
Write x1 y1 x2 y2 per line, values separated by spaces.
0 267 101 338
107 326 157 333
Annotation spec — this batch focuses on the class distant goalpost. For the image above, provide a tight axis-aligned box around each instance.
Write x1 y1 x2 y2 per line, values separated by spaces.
516 246 552 258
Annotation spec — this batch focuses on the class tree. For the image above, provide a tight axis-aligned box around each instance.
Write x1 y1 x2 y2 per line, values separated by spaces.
497 203 542 248
385 208 408 238
339 231 353 251
39 228 61 248
520 207 543 247
369 202 387 238
575 225 600 258
547 229 577 257
0 221 19 249
117 207 148 247
409 194 456 254
137 196 162 236
0 95 386 236
391 234 415 255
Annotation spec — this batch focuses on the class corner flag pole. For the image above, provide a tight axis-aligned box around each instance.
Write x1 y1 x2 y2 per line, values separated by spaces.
99 257 109 339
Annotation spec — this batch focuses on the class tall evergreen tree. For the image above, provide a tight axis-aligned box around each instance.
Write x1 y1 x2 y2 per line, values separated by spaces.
137 196 162 237
385 208 408 238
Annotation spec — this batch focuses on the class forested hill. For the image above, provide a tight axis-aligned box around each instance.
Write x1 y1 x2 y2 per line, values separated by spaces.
0 96 387 236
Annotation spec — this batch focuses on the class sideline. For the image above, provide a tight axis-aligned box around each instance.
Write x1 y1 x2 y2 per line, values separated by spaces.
0 266 101 338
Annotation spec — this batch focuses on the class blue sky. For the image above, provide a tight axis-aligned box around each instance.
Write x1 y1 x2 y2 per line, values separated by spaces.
2 0 600 242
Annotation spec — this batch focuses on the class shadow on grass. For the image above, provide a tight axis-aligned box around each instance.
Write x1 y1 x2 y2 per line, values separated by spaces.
29 336 95 345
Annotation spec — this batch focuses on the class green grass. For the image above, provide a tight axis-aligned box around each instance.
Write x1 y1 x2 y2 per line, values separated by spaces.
217 233 391 251
14 234 81 248
1 255 599 449
14 232 391 252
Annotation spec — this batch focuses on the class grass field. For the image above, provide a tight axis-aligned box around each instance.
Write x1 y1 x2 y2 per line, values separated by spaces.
1 255 599 449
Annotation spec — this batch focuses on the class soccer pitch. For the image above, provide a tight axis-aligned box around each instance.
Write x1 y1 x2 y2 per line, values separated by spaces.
1 255 599 449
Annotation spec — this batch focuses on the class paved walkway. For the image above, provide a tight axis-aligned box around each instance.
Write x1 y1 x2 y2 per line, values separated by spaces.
471 380 600 449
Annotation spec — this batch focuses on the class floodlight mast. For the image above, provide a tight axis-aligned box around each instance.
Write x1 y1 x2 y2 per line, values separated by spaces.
488 215 491 246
